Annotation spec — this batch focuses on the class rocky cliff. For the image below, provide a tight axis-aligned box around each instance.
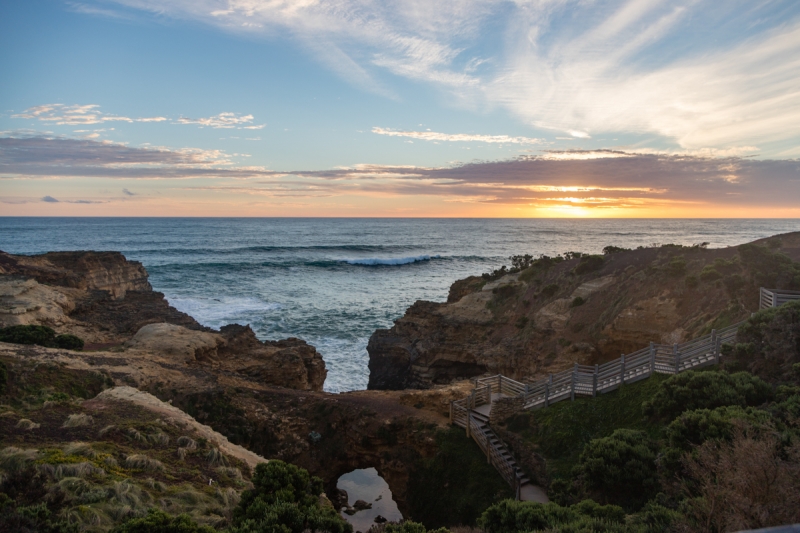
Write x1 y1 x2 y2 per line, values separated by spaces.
0 250 327 392
368 232 800 390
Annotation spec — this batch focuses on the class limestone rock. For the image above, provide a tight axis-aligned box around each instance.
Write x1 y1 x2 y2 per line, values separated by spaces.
125 323 224 363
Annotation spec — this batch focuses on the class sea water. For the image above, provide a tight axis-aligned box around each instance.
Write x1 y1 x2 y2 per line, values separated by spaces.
1 218 798 392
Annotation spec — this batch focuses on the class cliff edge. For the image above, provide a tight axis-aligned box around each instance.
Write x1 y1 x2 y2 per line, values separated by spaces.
368 232 800 390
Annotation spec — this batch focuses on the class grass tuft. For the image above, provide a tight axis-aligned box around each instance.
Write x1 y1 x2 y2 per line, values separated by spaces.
124 453 164 472
0 446 39 473
62 413 93 428
16 418 41 430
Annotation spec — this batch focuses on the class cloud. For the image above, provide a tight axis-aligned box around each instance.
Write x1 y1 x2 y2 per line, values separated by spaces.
4 136 798 211
41 195 59 202
95 0 800 156
372 127 545 145
122 188 136 196
13 104 165 125
175 112 263 129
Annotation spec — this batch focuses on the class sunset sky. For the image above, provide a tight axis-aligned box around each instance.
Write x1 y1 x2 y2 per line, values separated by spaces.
2 0 799 217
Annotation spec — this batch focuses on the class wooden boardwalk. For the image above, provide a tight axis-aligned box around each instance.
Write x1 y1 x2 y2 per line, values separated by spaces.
449 288 799 501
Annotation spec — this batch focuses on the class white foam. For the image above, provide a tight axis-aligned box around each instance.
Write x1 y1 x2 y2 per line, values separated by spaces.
344 254 439 266
166 295 281 329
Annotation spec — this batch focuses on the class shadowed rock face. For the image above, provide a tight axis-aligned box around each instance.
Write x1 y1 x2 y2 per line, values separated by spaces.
367 232 800 390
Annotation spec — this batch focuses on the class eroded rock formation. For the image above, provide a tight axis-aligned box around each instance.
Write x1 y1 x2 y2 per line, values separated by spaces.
368 232 800 390
0 249 326 392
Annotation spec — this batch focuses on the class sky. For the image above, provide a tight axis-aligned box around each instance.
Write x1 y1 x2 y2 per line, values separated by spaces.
1 0 799 217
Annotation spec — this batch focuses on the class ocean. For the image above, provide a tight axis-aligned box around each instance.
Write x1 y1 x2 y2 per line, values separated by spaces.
2 218 798 392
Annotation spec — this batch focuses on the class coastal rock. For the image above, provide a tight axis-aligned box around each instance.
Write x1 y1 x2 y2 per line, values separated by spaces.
0 250 150 298
367 232 800 389
0 250 328 392
0 277 75 327
125 322 224 363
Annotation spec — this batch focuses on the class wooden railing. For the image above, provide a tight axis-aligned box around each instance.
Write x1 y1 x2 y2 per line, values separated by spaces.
449 288 797 499
451 402 526 497
760 287 800 309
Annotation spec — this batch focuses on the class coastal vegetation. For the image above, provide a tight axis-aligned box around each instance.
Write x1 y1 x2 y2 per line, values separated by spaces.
0 325 85 351
493 302 800 531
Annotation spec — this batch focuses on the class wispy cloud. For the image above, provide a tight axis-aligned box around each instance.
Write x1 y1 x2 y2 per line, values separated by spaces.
372 127 545 145
94 0 800 156
175 112 264 129
12 105 263 130
12 104 166 125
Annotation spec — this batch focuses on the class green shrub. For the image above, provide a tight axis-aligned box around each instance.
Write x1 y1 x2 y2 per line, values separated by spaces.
738 243 800 289
110 508 215 533
664 405 771 451
479 499 631 533
0 325 57 346
0 499 79 533
574 255 604 275
666 257 686 277
571 429 660 511
642 370 772 420
0 325 84 351
571 297 585 307
382 522 449 533
699 266 721 282
602 246 630 255
54 334 84 351
230 460 350 533
727 301 800 382
684 275 698 288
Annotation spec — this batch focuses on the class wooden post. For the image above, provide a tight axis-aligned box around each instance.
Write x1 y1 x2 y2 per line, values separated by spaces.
620 354 626 385
570 363 577 401
649 342 656 375
593 364 598 397
466 410 471 438
715 337 722 365
673 343 679 374
524 384 530 402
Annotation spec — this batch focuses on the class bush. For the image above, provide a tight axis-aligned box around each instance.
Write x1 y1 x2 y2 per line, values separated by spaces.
666 257 686 277
727 301 800 382
381 522 449 533
0 325 84 351
0 325 57 346
230 460 350 533
571 297 585 307
664 405 771 451
0 499 79 533
54 334 84 350
684 275 698 288
642 370 772 421
571 429 660 511
738 243 800 289
603 246 630 255
699 266 721 282
479 499 630 533
574 255 604 275
110 508 215 533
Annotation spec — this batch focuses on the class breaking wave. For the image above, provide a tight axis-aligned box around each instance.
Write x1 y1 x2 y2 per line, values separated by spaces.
344 255 440 266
